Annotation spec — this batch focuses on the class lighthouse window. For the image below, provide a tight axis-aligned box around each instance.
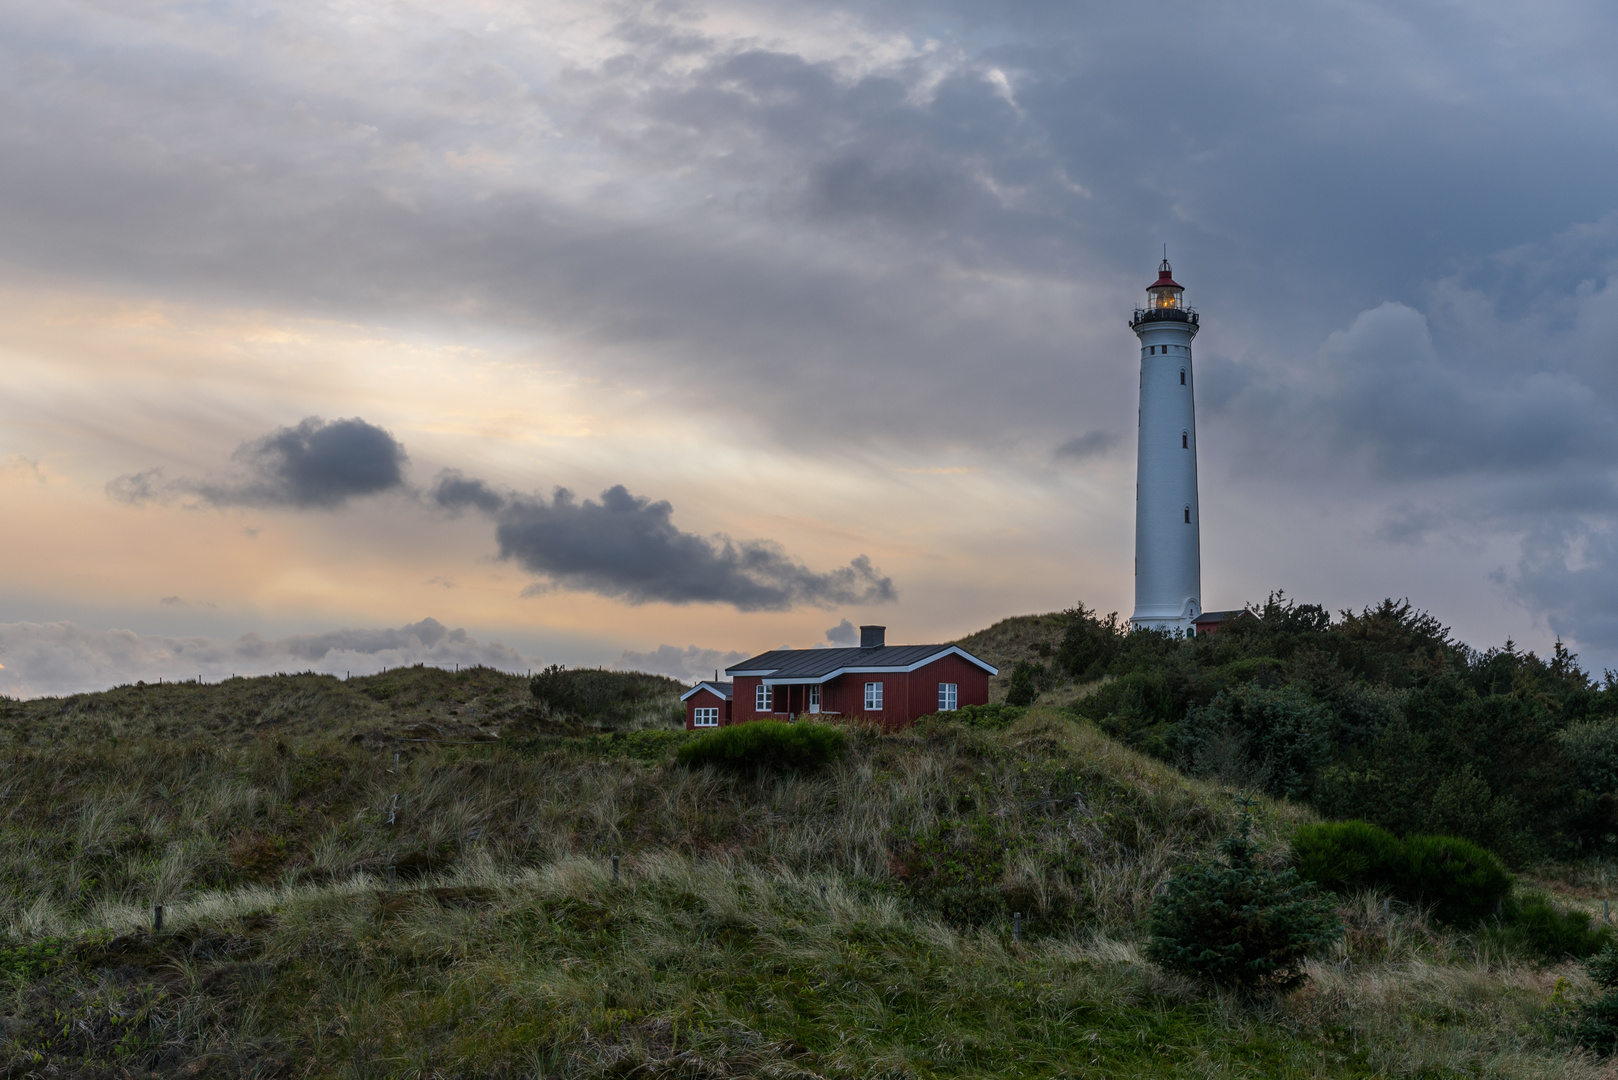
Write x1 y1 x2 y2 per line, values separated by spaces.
1149 346 1156 354
1180 369 1186 385
1182 432 1188 448
1184 506 1191 523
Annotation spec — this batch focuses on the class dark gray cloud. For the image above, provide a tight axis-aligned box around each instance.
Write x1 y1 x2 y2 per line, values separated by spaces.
204 417 408 508
1054 431 1118 462
431 473 896 612
109 417 408 509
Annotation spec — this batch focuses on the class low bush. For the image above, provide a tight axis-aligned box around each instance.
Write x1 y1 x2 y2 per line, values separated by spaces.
1291 820 1404 894
1292 822 1513 924
1489 892 1612 959
917 703 1027 730
1396 834 1513 923
529 665 684 726
0 937 66 980
1148 809 1341 992
675 720 845 771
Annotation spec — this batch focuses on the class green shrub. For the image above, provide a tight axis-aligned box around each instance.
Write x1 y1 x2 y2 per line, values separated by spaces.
1291 820 1403 894
1291 823 1514 925
1489 892 1612 959
675 721 845 771
1006 661 1048 707
891 814 1008 927
1573 944 1618 1053
1395 834 1512 923
1560 720 1618 796
917 703 1026 729
0 937 66 981
1148 809 1341 992
1177 684 1334 799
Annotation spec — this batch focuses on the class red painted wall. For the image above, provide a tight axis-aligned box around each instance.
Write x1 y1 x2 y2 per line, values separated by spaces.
731 675 771 723
683 687 732 730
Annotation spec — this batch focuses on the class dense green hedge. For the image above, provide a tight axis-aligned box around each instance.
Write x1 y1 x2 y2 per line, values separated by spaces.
676 720 845 771
1294 820 1609 956
1056 594 1616 864
1292 821 1512 922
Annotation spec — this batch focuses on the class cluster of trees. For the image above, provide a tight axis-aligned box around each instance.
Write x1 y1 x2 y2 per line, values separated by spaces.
1056 595 1618 864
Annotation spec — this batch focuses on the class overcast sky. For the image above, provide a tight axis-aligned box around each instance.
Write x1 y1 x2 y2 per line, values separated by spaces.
3 0 1617 696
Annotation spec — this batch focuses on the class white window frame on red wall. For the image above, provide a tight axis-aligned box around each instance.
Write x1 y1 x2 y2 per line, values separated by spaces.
809 685 820 713
938 683 958 711
755 684 772 712
693 707 719 727
864 681 883 710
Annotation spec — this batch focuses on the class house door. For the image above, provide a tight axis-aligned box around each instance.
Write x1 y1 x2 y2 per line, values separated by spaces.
809 685 820 713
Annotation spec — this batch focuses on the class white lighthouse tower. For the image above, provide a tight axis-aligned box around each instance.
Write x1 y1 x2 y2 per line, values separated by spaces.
1129 258 1202 635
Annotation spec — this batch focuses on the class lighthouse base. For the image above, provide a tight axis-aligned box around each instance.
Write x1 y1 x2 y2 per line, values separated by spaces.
1129 600 1201 638
1129 615 1198 637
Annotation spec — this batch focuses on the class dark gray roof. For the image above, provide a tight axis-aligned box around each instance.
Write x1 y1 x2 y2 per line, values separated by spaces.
680 680 733 701
1195 608 1257 623
726 644 996 680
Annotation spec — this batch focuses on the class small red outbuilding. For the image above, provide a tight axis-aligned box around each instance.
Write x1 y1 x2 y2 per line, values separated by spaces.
679 680 733 729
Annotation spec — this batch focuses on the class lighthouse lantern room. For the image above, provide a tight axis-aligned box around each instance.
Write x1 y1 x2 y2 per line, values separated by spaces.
1129 258 1203 635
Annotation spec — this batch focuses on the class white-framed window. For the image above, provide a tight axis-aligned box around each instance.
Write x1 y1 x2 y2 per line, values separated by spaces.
693 707 719 727
938 683 958 711
864 681 883 710
755 684 772 712
809 685 820 713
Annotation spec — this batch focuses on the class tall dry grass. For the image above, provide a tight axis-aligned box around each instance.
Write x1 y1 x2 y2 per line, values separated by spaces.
0 683 1602 1077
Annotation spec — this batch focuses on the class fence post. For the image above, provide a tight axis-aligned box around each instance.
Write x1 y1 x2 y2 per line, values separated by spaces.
153 905 163 933
388 865 397 888
1013 912 1021 944
612 855 620 883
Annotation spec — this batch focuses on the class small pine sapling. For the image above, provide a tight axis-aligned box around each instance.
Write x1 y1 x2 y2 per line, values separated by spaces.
1574 944 1618 1053
1148 803 1342 993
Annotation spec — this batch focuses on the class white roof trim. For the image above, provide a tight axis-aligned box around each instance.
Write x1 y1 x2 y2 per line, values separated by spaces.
756 646 997 686
679 682 730 702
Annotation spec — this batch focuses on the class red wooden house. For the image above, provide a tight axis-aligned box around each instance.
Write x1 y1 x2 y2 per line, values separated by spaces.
682 625 997 730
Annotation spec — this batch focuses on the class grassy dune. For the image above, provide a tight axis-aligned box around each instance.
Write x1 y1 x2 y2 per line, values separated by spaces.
0 659 1606 1077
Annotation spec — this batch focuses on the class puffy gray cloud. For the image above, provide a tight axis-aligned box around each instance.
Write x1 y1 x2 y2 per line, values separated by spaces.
0 617 530 699
613 644 750 682
202 417 409 508
109 417 408 509
431 473 896 612
824 618 858 645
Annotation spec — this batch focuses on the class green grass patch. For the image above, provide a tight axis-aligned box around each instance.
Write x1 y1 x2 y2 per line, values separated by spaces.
675 720 845 771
